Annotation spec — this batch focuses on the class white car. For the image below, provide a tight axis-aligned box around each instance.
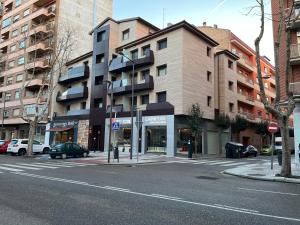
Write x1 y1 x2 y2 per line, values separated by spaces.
7 139 51 156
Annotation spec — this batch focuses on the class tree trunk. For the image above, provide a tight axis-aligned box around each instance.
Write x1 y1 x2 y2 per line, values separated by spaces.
27 118 37 156
279 118 292 177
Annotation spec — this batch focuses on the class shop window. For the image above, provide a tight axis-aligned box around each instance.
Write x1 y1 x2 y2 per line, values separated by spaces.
131 49 138 60
141 94 149 105
96 54 104 64
157 38 167 50
142 45 150 56
122 29 130 40
146 126 167 153
157 64 167 77
157 91 166 103
95 76 103 85
94 98 103 108
97 31 106 42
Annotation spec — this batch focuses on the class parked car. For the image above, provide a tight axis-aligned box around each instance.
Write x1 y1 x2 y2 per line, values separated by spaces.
49 142 89 159
6 139 51 156
260 145 278 156
225 142 244 158
241 145 258 157
0 140 10 153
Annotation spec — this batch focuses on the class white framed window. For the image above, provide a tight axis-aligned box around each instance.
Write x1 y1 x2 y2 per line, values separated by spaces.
16 74 23 82
18 57 25 65
12 29 18 37
21 24 28 33
23 9 30 17
16 0 22 7
10 44 16 52
13 15 20 23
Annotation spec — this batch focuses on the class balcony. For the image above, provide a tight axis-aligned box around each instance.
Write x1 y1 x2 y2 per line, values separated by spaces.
237 73 254 89
58 65 89 84
67 109 90 116
238 111 256 121
35 0 54 7
237 93 255 106
237 57 255 72
56 86 88 103
106 104 124 113
25 79 47 91
109 50 154 73
26 58 50 72
27 42 53 54
30 23 55 37
32 5 56 23
290 44 300 65
108 74 154 96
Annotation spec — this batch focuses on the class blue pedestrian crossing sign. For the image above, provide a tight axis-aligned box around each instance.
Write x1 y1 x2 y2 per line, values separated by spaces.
112 122 120 131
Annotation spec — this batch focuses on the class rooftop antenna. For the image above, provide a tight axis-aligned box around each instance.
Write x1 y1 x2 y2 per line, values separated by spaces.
163 8 166 28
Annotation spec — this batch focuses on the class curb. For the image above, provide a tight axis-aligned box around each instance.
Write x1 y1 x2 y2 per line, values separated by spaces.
97 160 169 166
223 170 300 184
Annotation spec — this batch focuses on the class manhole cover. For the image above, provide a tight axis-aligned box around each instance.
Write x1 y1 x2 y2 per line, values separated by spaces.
195 176 219 180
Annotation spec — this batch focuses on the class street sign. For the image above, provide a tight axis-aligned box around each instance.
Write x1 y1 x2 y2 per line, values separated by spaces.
112 122 120 131
267 122 278 133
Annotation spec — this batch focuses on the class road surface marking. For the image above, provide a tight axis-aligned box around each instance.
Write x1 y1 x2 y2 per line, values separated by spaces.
11 172 300 223
57 162 97 166
2 164 42 170
18 163 59 169
214 204 259 213
151 194 182 200
0 166 23 172
208 161 235 165
220 162 248 167
37 163 75 167
238 187 300 196
103 186 130 192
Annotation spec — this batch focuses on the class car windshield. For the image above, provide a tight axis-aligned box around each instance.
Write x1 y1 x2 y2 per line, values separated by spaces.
0 141 4 145
54 144 64 150
11 140 18 144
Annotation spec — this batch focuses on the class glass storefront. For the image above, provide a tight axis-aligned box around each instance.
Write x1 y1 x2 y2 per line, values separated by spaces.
176 128 192 154
145 126 167 153
53 129 74 145
113 126 132 153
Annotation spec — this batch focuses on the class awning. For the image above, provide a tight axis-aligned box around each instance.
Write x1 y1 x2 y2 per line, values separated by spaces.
47 126 73 132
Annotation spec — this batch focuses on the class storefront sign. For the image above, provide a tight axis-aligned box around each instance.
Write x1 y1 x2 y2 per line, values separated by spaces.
144 116 167 125
51 120 79 128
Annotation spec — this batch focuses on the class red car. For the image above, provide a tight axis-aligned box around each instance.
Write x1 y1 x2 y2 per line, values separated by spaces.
0 140 11 153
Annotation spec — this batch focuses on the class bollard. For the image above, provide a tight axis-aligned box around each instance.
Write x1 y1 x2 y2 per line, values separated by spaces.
188 140 193 159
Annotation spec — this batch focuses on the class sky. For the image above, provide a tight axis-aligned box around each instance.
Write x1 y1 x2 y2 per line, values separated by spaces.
113 0 274 63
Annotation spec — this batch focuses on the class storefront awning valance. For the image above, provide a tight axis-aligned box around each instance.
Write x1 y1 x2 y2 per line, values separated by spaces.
47 126 73 132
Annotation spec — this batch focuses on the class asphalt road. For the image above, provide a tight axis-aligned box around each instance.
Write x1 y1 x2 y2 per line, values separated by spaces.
0 154 299 225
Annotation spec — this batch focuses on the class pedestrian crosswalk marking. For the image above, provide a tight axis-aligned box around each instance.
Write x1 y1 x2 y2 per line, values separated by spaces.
0 166 24 172
2 164 42 170
165 159 253 168
220 162 248 167
209 161 235 165
18 163 59 169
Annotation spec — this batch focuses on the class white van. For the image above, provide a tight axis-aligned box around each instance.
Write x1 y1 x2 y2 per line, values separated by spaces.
274 137 295 152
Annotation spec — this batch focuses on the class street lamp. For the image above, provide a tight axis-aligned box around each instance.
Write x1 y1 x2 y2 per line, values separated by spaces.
104 80 114 163
118 52 135 160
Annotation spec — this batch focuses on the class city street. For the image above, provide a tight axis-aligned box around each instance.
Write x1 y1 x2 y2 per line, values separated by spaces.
0 154 299 225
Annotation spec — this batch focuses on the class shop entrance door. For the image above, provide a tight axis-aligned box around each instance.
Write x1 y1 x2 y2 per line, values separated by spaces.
92 126 101 151
145 126 167 154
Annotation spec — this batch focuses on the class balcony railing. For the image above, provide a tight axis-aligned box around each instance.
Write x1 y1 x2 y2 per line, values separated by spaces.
56 86 88 103
107 74 154 96
238 111 256 121
291 44 300 59
109 50 154 73
237 93 255 106
58 65 90 84
237 73 254 88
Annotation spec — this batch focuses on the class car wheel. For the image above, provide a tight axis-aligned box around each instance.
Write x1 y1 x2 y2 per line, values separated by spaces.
61 153 67 159
83 152 88 158
50 155 56 159
18 149 26 156
43 147 50 154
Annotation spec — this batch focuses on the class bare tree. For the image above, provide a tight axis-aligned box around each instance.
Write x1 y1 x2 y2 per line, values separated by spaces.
254 0 295 177
18 22 74 156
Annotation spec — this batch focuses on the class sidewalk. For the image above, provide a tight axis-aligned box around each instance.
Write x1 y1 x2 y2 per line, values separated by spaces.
224 160 300 184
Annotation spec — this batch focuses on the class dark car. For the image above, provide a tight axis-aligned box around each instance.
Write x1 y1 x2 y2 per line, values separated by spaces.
225 142 244 158
0 140 10 154
49 142 89 159
241 145 258 157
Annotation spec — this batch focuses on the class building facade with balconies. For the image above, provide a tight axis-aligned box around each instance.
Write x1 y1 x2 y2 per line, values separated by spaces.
0 0 112 141
199 25 276 147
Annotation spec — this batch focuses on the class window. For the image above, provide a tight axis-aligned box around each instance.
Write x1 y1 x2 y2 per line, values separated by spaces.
15 0 22 7
3 111 9 118
95 76 103 85
142 45 150 56
13 109 20 117
13 14 20 23
5 93 11 101
264 67 268 73
66 105 70 112
16 74 23 82
97 31 106 42
94 98 103 108
258 111 262 118
141 69 150 80
10 44 16 52
207 47 211 57
228 81 234 91
228 60 233 69
131 49 138 60
141 94 149 105
157 91 166 103
157 64 167 77
19 40 25 49
23 9 30 17
81 102 86 109
8 61 15 68
96 54 104 64
122 29 130 40
256 94 261 101
157 38 167 50
7 77 13 85
21 24 28 33
264 83 268 89
15 91 20 100
18 57 25 65
207 71 211 82
207 96 212 107
229 103 234 112
12 29 18 37
2 17 12 28
232 48 236 54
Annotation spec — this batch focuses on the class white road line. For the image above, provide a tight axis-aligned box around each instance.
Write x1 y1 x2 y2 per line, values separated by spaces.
36 163 75 167
11 172 300 223
57 162 97 166
193 160 221 165
0 166 23 172
151 194 182 200
17 163 59 169
209 161 235 165
1 164 42 170
214 204 259 213
238 187 300 196
220 162 248 167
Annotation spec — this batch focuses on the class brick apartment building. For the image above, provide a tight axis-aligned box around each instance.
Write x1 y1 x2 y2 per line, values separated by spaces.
49 17 276 156
0 0 112 142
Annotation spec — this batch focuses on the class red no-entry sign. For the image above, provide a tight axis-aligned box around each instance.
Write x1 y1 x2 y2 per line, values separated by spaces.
268 122 278 133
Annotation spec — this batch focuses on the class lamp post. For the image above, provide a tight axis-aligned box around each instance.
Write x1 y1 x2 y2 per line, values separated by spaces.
104 80 114 163
119 52 135 160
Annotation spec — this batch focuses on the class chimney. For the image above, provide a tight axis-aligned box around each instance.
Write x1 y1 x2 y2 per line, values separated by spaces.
203 22 207 26
167 23 173 27
214 24 218 28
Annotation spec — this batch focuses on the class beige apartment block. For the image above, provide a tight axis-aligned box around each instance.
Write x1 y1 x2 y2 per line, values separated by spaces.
0 0 112 141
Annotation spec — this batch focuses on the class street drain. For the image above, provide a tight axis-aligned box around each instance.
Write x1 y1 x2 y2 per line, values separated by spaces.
195 176 219 180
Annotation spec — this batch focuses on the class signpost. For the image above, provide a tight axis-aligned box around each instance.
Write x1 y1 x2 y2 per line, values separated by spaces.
268 122 278 170
112 122 120 131
135 110 143 163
